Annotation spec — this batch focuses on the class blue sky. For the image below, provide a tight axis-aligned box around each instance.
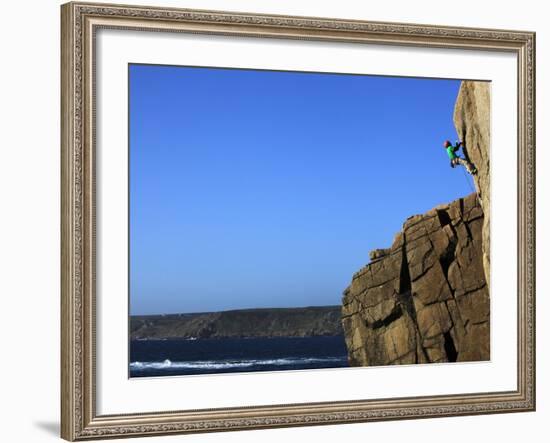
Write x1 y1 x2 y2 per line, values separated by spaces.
129 64 470 315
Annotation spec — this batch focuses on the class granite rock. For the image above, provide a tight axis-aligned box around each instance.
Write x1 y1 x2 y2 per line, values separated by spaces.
341 193 490 366
454 80 491 286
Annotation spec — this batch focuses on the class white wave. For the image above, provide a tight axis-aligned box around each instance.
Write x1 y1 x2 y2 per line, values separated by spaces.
130 356 346 371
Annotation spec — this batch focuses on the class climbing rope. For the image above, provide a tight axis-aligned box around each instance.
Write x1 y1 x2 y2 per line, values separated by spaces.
459 164 483 206
460 164 476 194
456 138 482 205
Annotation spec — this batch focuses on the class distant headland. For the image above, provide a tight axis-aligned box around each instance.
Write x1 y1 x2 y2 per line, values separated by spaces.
130 305 344 340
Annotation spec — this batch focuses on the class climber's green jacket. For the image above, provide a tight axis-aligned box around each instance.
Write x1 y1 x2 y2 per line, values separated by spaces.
446 143 460 160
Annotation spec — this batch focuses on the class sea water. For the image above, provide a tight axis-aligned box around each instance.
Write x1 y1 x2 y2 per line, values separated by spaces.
129 335 349 377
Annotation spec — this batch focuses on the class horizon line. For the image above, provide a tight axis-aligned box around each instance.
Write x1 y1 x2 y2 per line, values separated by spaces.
130 303 342 317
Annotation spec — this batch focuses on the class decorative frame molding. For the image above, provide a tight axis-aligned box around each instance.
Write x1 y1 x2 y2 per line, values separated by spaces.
61 2 536 440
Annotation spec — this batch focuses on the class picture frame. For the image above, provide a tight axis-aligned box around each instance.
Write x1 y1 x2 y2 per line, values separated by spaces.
60 1 536 440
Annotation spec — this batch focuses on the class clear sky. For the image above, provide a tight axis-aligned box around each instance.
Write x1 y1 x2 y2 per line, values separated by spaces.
129 64 471 315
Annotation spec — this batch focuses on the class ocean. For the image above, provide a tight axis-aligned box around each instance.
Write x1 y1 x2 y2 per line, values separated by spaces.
130 335 349 377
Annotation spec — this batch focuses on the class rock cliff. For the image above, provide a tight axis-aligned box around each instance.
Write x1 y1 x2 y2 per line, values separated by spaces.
341 81 490 366
454 81 491 285
341 193 489 365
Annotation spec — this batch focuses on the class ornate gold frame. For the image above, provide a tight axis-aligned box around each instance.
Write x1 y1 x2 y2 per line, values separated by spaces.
61 2 536 440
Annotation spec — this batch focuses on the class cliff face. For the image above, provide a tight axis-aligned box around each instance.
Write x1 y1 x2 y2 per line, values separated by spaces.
341 81 490 366
454 81 491 285
131 306 343 339
341 193 489 365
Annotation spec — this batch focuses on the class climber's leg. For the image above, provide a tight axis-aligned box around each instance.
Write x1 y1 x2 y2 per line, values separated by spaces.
457 158 477 175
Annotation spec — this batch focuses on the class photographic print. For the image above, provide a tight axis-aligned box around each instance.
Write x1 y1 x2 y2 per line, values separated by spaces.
128 65 490 378
62 4 535 439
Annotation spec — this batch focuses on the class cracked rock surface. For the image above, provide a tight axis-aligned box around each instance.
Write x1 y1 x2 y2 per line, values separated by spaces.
341 193 490 366
454 80 491 286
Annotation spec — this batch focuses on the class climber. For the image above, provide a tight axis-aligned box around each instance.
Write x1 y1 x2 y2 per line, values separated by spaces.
443 140 477 175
